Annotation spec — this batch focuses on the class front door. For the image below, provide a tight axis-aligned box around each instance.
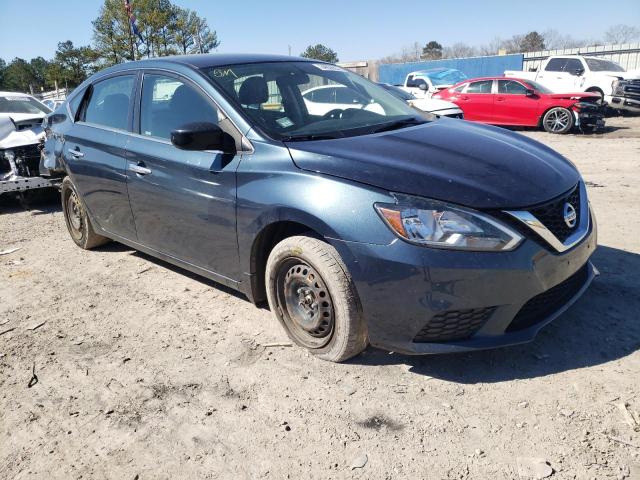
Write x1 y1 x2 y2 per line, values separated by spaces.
494 80 541 125
538 57 581 93
64 74 138 240
125 72 242 281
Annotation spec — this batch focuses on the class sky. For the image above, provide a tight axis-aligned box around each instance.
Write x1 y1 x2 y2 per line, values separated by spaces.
1 0 639 62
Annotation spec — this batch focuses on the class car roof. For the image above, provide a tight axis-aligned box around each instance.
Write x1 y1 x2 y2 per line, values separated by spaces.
0 91 32 97
107 53 316 72
450 76 529 84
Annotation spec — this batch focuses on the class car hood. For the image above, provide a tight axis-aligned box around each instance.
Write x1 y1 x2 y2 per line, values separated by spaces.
409 97 461 112
286 118 580 209
595 71 640 80
0 114 45 149
545 92 601 100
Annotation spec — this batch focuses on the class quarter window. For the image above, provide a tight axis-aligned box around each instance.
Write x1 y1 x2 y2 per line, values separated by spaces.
497 80 528 94
466 80 493 94
82 75 135 130
140 74 221 140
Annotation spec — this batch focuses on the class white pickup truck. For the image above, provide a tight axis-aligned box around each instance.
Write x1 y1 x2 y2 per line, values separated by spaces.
505 55 640 113
399 68 468 98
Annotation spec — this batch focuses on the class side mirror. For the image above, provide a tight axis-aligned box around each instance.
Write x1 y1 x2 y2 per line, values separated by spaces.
418 83 428 91
571 68 584 76
171 122 229 152
525 89 536 97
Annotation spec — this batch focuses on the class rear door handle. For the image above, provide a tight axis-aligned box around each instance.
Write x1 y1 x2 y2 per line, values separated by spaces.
69 149 84 158
129 163 152 175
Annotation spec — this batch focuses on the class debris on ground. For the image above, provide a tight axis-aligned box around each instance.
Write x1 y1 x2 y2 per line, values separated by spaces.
516 457 554 479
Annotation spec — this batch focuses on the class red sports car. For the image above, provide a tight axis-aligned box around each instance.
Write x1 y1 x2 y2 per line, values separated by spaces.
433 77 604 134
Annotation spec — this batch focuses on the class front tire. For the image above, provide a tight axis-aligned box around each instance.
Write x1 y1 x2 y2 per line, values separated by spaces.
542 107 574 134
61 177 110 250
265 235 368 362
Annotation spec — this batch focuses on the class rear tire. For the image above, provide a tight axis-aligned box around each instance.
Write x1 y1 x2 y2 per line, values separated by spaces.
542 107 574 134
265 235 368 362
61 176 110 250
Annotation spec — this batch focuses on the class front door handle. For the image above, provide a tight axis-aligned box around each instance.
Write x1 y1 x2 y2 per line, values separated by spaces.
69 149 84 158
129 163 152 175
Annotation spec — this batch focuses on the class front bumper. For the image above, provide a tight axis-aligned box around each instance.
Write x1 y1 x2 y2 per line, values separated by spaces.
608 95 640 113
331 214 597 354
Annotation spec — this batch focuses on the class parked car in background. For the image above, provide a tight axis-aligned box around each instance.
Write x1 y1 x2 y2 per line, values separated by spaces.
377 83 463 118
434 77 605 133
505 55 640 113
44 54 597 362
0 91 54 195
400 68 467 98
301 84 385 116
41 99 66 111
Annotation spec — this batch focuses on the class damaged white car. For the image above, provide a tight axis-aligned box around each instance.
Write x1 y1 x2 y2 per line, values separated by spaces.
0 92 54 195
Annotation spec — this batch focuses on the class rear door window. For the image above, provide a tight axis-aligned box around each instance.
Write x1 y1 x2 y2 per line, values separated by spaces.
465 80 493 94
82 75 135 131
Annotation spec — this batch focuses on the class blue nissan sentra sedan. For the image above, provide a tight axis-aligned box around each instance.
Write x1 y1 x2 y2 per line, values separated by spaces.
41 54 597 362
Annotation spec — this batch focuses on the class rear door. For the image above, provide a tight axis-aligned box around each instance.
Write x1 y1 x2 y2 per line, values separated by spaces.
125 71 242 280
63 73 138 240
494 80 541 125
457 80 495 121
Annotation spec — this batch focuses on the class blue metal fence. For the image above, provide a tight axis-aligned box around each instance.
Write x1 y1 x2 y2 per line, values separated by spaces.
378 54 524 85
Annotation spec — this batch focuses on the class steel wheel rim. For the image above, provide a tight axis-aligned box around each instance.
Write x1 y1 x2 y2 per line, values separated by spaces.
545 109 570 132
66 191 84 240
275 258 334 349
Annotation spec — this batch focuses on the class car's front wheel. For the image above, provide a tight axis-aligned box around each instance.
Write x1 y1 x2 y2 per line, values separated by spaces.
542 107 574 134
61 177 110 250
265 235 368 362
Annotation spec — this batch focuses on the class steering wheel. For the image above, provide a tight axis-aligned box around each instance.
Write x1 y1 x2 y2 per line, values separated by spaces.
321 108 357 120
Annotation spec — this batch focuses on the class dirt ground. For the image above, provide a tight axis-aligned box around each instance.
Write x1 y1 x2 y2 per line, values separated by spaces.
1 116 639 480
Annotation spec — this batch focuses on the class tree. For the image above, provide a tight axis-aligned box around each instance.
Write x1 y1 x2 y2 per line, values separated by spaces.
443 43 477 59
174 7 198 54
604 24 640 44
3 58 35 92
191 15 220 54
519 31 545 52
300 44 339 63
421 41 443 60
93 0 140 65
0 59 6 89
50 41 98 89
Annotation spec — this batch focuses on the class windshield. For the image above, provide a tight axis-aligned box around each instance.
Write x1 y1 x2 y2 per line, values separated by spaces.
204 61 430 141
378 83 416 101
0 96 51 114
585 58 625 72
524 80 553 94
419 69 468 86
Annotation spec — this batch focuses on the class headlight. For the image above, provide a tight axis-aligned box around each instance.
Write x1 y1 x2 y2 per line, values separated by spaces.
375 194 523 251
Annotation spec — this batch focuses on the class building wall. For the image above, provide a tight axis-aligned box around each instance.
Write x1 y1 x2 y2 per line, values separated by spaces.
523 43 640 72
377 54 524 85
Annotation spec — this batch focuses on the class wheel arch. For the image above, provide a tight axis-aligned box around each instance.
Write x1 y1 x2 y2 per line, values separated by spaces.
538 105 573 128
245 213 335 305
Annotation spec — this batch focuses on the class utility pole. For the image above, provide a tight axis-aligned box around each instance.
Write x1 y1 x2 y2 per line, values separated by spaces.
288 45 291 56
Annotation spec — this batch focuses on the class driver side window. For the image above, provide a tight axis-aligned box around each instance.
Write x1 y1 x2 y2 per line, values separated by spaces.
140 74 221 140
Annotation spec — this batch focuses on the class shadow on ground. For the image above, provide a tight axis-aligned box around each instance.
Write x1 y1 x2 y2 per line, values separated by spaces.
0 189 61 214
353 245 640 382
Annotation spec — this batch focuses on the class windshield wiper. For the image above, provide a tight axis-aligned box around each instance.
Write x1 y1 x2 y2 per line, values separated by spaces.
281 133 340 142
370 118 425 134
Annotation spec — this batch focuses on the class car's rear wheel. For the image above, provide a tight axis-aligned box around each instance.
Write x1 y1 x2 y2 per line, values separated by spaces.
542 107 574 134
265 235 367 362
61 177 110 249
